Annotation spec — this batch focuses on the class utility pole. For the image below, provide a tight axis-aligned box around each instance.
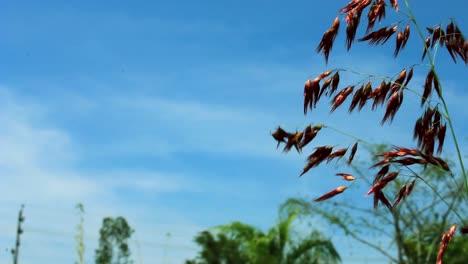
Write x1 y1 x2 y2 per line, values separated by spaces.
11 205 25 264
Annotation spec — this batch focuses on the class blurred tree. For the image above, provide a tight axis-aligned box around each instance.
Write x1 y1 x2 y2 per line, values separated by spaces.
186 200 340 264
95 216 134 264
283 144 467 264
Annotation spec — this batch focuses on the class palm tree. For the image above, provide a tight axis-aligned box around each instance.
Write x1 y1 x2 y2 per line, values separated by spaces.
187 200 341 264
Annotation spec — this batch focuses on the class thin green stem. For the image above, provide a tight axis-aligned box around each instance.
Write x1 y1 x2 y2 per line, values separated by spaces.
322 125 370 145
406 166 465 225
404 0 468 205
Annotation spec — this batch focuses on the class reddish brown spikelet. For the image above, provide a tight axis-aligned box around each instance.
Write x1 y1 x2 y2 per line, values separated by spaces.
377 190 392 211
381 91 403 124
306 145 334 170
300 162 314 177
373 164 390 184
336 173 356 181
393 184 407 207
367 171 399 195
437 224 457 264
339 0 361 14
394 31 404 57
461 226 468 234
402 24 410 48
393 157 427 166
431 26 443 48
437 124 446 154
330 72 340 96
331 86 354 112
403 68 413 88
314 186 347 202
366 0 386 33
422 36 431 61
327 148 348 163
421 69 434 106
346 10 363 50
361 82 373 104
444 21 468 64
391 68 407 93
405 180 416 196
348 142 358 165
349 85 364 112
317 17 340 64
433 75 442 99
304 78 321 114
272 126 289 148
283 131 303 153
372 81 390 110
393 146 422 156
389 0 399 11
432 156 451 172
423 127 436 154
319 78 333 98
371 158 391 169
359 26 398 45
319 70 333 80
299 125 321 149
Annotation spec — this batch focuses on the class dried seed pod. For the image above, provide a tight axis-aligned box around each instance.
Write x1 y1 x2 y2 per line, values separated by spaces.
314 186 347 202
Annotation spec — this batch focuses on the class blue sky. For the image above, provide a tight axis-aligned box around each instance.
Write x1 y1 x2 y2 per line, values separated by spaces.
0 0 467 263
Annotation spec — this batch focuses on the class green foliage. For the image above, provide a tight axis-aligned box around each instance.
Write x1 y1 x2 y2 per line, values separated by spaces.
187 200 341 264
282 144 467 263
403 222 468 264
95 216 134 264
